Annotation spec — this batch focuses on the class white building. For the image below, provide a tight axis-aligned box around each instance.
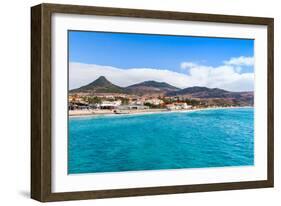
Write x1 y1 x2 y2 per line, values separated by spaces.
97 100 122 109
166 102 192 110
117 104 149 110
166 104 177 110
175 102 192 109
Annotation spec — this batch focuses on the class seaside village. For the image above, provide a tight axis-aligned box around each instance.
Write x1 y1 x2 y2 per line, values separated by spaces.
68 93 193 115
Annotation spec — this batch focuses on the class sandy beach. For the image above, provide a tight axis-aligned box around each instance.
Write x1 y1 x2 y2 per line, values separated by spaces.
69 106 252 117
69 108 167 116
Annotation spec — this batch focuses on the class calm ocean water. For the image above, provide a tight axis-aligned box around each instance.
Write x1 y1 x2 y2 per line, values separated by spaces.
68 108 254 174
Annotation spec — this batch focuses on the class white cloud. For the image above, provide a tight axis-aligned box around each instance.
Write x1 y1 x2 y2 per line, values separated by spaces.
224 56 254 66
69 59 254 92
180 62 198 70
235 66 242 73
69 63 191 90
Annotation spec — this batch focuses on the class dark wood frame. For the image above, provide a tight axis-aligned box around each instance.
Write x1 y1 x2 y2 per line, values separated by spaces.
31 3 274 202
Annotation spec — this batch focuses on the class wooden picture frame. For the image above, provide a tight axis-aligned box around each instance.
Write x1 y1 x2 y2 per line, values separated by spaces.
31 3 274 202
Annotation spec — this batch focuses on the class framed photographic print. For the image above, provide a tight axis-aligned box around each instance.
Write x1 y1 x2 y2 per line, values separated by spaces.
31 3 274 202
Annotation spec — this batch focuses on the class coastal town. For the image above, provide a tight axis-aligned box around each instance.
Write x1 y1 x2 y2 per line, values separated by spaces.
68 76 253 116
69 93 194 116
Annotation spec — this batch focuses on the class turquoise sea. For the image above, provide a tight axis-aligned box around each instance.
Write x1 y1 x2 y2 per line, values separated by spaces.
68 108 254 174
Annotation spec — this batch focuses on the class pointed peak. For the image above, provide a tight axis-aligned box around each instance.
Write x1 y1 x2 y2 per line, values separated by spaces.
97 76 107 80
88 76 112 86
70 75 124 93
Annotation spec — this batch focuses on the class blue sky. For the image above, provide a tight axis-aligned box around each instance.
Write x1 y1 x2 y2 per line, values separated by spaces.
69 31 254 74
68 31 254 91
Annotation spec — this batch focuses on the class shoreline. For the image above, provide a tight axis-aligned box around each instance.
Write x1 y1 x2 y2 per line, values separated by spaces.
69 106 253 118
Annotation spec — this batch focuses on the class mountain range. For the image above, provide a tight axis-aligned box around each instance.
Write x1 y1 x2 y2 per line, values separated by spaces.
70 76 179 95
70 76 253 104
125 80 179 95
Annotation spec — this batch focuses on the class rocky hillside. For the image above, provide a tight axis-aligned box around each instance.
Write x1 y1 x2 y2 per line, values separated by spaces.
70 76 124 94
